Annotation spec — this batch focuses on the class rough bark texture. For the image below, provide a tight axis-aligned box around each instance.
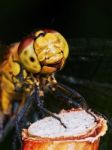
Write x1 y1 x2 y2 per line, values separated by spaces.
22 138 100 150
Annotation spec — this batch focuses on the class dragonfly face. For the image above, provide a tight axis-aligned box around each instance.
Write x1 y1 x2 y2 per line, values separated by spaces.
18 29 69 74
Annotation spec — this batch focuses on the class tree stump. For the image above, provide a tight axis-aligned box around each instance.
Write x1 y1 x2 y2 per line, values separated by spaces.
22 108 107 150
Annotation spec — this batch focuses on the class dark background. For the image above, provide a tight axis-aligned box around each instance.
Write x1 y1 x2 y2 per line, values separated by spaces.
0 1 112 150
0 0 112 43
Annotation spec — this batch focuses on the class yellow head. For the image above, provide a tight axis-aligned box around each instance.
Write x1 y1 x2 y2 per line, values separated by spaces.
18 29 69 74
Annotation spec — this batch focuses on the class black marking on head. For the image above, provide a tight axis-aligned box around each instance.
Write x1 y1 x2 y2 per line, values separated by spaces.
33 31 46 56
30 57 35 62
34 32 46 40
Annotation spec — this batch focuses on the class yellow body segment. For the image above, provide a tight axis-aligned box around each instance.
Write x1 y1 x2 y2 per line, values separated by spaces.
0 43 28 115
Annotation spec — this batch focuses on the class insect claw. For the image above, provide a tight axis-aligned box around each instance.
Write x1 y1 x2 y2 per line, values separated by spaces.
59 119 67 128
